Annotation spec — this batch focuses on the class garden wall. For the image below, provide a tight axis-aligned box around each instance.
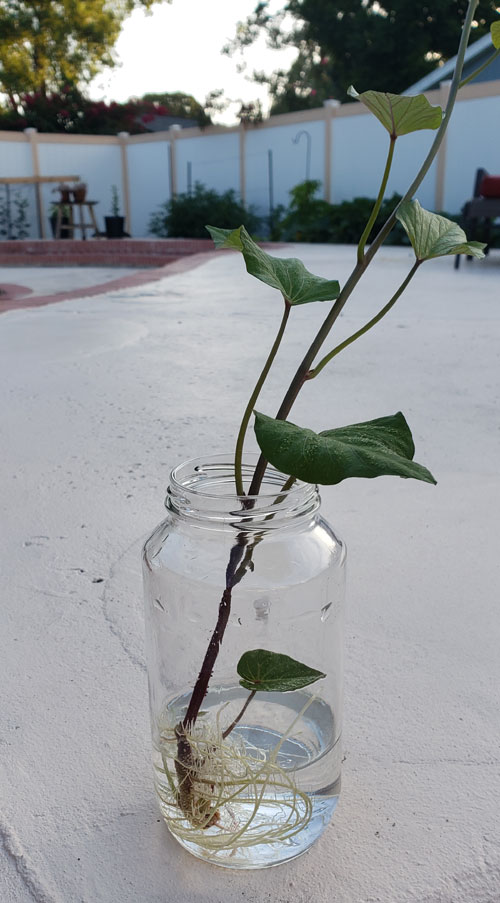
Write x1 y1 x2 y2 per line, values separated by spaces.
1 79 498 240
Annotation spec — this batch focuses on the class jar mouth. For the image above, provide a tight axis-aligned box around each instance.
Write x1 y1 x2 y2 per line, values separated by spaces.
166 455 319 528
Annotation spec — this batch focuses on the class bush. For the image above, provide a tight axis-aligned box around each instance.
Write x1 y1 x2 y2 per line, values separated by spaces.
273 181 410 245
149 183 261 239
275 180 333 243
0 87 175 135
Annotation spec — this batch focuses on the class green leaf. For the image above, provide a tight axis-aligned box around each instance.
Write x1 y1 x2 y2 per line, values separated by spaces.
491 21 500 49
254 411 437 486
237 649 326 693
347 86 442 136
206 224 340 305
396 200 486 261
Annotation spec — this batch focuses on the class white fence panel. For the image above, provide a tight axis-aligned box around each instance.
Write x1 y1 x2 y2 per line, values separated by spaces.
245 119 326 217
443 94 500 213
127 139 171 237
331 113 437 210
0 137 32 175
0 84 499 240
175 132 240 197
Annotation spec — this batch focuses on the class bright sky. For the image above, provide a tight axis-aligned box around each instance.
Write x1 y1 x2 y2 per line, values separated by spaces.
89 0 297 125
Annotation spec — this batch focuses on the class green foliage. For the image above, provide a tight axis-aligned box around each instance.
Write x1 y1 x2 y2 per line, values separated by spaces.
0 1 165 104
149 183 261 240
0 188 30 240
140 91 212 127
237 649 325 692
396 200 486 260
110 185 120 216
276 180 333 243
254 411 437 486
0 86 174 134
347 88 442 137
224 0 497 111
206 224 340 305
273 181 408 245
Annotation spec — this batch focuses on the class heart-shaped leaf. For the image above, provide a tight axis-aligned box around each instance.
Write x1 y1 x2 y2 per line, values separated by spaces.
237 649 326 693
206 224 340 305
491 21 500 49
396 200 486 261
347 86 442 136
254 411 436 485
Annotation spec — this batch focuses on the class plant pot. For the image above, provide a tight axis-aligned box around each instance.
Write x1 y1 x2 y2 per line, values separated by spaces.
59 190 71 203
72 187 87 203
104 215 126 238
142 455 345 869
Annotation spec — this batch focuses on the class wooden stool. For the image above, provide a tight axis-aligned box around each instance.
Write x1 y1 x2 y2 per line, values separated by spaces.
55 201 100 240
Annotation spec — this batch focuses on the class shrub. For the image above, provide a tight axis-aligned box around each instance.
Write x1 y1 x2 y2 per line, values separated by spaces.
275 180 333 243
149 183 261 239
273 181 410 245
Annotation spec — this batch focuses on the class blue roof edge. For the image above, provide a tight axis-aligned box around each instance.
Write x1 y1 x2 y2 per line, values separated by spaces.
405 32 493 94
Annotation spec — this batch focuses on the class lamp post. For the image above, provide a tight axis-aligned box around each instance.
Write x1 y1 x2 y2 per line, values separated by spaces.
292 129 312 182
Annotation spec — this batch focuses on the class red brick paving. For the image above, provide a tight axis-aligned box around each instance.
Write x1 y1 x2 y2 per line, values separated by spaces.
0 251 219 315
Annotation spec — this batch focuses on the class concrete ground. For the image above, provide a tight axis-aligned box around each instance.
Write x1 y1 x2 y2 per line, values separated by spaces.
0 264 144 297
1 244 499 903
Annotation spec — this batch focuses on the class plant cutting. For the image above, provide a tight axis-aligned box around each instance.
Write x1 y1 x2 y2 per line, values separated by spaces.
105 184 126 238
143 2 494 869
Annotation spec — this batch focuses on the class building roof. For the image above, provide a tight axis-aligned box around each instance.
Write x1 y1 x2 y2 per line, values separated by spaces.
406 33 494 93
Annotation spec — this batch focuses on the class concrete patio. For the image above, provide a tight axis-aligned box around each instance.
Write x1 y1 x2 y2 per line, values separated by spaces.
1 244 499 903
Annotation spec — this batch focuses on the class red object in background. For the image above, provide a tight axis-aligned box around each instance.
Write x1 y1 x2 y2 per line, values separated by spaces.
479 175 500 198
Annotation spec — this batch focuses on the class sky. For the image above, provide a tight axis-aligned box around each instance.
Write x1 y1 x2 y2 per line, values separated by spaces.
89 0 298 125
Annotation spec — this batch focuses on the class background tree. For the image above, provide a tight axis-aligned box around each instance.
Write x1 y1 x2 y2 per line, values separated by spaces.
0 0 166 109
141 91 212 126
224 0 498 112
0 87 178 134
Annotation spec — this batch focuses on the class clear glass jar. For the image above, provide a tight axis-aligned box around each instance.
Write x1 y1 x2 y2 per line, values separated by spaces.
142 456 346 869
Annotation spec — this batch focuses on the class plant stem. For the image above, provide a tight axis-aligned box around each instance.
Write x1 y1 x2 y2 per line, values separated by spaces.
181 473 297 732
357 136 396 263
222 690 257 739
235 299 291 496
247 0 478 498
183 537 248 729
459 47 500 88
180 0 479 750
308 261 421 379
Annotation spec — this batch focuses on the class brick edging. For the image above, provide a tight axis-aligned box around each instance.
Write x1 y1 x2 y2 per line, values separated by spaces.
0 251 219 315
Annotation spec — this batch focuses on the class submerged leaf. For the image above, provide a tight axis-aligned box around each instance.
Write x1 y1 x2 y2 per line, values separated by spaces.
396 200 486 261
237 649 326 693
206 224 340 305
254 411 436 486
348 86 442 136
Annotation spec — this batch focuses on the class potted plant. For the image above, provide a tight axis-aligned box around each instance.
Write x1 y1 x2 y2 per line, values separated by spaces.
71 181 87 203
105 185 126 238
55 182 71 203
142 3 495 870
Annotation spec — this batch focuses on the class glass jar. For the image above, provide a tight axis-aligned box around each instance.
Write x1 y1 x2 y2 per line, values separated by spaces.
142 455 346 869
